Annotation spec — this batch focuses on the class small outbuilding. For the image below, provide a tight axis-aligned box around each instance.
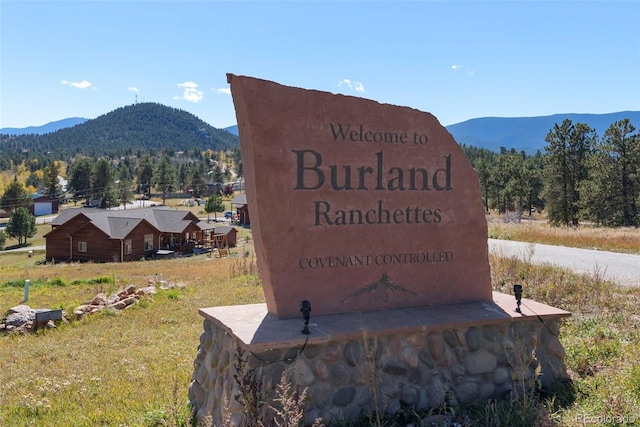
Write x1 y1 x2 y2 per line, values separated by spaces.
29 193 59 216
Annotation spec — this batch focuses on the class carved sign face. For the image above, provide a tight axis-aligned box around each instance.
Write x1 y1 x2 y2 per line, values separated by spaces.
228 74 492 318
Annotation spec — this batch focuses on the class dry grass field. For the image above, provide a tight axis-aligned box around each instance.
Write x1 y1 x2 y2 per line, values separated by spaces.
488 215 640 254
1 213 639 426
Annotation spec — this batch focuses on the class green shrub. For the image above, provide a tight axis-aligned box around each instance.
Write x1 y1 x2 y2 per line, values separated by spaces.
46 277 68 287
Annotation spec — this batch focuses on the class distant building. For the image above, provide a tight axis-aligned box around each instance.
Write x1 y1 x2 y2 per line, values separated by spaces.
230 194 250 226
29 193 59 216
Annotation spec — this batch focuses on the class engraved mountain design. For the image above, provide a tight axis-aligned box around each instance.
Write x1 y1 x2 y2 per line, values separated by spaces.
342 272 417 303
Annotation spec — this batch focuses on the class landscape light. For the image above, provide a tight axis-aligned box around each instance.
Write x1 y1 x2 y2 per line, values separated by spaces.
513 284 523 313
300 300 311 335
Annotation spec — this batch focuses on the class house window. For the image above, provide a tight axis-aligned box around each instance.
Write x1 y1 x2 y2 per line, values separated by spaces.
124 239 132 255
144 234 153 251
78 241 87 252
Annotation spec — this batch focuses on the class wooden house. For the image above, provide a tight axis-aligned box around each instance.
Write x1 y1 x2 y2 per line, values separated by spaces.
212 226 238 247
44 207 208 262
230 194 250 226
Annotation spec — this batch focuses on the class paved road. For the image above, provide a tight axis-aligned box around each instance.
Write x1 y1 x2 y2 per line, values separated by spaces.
488 239 640 287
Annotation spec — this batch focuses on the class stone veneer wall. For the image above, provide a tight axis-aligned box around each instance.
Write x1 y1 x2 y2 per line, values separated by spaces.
189 316 568 426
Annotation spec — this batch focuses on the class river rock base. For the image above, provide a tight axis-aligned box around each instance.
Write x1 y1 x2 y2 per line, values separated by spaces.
188 292 570 426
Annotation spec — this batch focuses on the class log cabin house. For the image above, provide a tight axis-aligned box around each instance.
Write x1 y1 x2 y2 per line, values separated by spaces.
44 207 216 262
230 194 250 225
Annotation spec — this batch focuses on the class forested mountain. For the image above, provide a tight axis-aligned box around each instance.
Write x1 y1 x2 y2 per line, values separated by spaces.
447 111 640 154
0 117 88 135
0 103 239 168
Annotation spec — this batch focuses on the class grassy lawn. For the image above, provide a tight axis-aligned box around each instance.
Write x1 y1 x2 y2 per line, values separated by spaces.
1 216 639 426
0 253 262 427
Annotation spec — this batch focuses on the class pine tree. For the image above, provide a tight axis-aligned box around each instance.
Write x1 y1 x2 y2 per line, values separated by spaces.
68 158 94 205
117 167 134 209
6 207 37 246
1 177 32 213
153 158 176 205
136 157 154 198
93 159 117 208
543 120 594 226
190 165 207 199
205 194 225 221
42 162 60 198
580 119 639 226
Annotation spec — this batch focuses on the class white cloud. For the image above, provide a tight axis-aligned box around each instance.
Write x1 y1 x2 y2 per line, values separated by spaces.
173 81 204 103
128 86 140 93
61 79 94 89
451 65 474 75
337 78 366 93
214 87 231 95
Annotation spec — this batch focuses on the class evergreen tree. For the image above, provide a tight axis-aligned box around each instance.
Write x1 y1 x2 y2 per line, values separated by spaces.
93 159 117 208
0 229 6 251
525 152 545 215
205 193 225 220
1 177 32 213
490 149 530 215
153 158 176 205
190 165 207 199
25 173 41 193
117 167 134 209
178 163 190 193
543 120 594 226
68 158 94 205
475 154 496 212
6 207 37 246
136 157 154 197
580 119 639 226
211 165 224 189
42 162 60 198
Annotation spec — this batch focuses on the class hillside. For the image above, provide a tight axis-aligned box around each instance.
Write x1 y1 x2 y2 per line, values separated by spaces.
0 103 239 161
446 111 640 154
0 117 88 135
2 108 637 161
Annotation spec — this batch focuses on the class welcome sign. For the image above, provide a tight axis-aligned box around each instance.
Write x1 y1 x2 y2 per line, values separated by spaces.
228 74 492 318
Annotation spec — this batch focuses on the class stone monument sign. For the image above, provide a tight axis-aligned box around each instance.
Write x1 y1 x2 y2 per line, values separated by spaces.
228 74 492 318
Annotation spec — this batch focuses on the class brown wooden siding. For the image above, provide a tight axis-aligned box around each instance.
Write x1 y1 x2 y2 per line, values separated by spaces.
45 215 92 261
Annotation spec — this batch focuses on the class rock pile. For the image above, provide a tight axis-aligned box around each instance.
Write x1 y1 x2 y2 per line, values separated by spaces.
1 280 185 334
73 283 158 319
0 305 67 334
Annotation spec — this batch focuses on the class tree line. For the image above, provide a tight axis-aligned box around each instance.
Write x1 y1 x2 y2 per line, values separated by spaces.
0 148 242 248
464 117 639 227
1 117 638 249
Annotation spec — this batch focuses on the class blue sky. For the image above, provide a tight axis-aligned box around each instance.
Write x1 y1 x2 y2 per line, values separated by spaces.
1 1 639 130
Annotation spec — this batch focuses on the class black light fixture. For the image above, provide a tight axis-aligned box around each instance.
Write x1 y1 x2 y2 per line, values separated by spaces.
513 284 523 313
300 300 311 335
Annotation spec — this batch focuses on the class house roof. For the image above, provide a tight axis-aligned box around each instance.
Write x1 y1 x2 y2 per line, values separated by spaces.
32 193 58 202
50 207 204 238
197 220 216 231
230 194 247 205
213 226 236 235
